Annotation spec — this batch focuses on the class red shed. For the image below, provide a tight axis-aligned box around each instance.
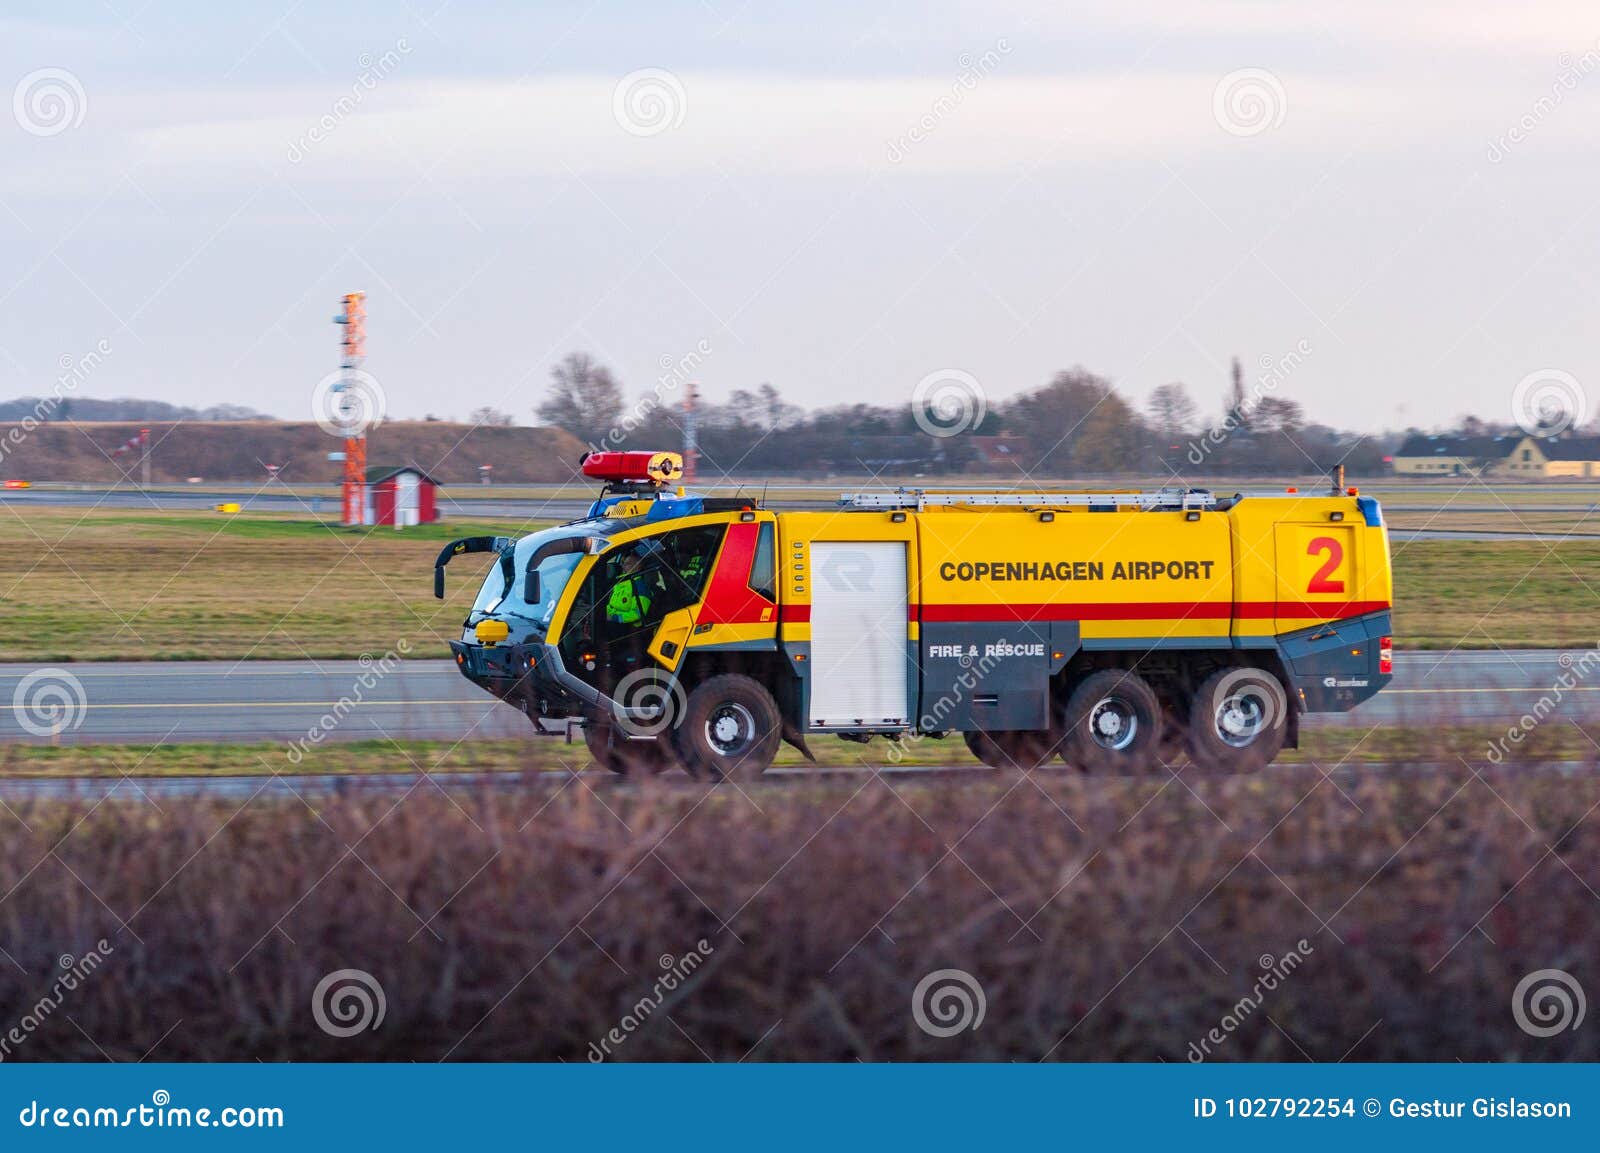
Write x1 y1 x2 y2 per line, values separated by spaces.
364 464 440 527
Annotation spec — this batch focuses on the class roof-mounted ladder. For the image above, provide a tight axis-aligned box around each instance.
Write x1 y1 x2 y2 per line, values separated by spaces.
838 488 1219 512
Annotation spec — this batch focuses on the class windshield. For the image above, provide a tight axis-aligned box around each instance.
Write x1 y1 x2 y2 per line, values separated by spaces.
469 532 590 625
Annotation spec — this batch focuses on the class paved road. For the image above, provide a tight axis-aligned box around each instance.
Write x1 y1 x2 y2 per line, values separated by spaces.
0 487 599 521
11 488 1597 542
0 660 529 745
1388 528 1600 542
1 650 1594 746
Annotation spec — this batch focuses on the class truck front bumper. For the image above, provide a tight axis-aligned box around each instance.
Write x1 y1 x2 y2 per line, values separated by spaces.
449 640 587 726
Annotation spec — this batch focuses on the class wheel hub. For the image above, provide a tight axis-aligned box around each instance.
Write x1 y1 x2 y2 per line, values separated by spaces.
1216 694 1264 746
705 703 755 755
1088 697 1137 751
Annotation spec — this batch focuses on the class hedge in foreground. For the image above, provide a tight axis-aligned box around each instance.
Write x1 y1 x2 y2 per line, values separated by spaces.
0 765 1595 1061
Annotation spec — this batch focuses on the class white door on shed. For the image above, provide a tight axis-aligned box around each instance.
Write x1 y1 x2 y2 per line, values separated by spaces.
807 541 908 728
395 471 420 527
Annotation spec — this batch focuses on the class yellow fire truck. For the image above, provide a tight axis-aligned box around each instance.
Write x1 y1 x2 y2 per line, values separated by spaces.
438 452 1393 779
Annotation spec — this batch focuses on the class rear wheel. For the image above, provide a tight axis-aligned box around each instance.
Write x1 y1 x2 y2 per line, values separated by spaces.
962 730 1009 768
962 729 1057 769
582 722 676 777
1186 667 1288 774
1061 669 1163 774
672 674 783 781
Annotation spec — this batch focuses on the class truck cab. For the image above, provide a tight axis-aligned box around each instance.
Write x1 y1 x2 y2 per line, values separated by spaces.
439 453 791 779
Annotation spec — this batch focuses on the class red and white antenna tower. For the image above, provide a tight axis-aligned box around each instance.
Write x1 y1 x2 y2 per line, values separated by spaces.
333 292 367 525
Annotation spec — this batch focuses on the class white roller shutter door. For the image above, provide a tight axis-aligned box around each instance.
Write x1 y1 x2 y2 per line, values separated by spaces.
807 541 908 728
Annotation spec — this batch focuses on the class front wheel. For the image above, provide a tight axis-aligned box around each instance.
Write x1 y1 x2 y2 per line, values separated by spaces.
672 674 783 781
1061 668 1163 774
583 722 677 776
1186 667 1289 774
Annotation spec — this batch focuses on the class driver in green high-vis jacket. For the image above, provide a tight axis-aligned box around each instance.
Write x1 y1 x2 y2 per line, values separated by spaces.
605 546 658 627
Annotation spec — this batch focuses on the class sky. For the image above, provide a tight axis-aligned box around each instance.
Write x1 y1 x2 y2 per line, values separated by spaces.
2 1 1599 433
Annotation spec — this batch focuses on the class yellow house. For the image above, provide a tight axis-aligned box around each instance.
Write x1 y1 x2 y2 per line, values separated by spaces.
1505 434 1600 478
1392 434 1519 477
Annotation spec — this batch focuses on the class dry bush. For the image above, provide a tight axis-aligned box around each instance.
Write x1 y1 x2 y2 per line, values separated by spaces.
0 765 1596 1061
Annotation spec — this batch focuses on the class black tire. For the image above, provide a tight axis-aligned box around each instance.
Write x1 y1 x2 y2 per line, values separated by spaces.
964 728 1058 770
1061 668 1163 774
965 728 1058 769
582 722 675 777
962 730 1009 768
1186 667 1289 774
671 674 782 781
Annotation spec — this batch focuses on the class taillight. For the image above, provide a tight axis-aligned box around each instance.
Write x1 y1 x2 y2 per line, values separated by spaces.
1379 636 1393 675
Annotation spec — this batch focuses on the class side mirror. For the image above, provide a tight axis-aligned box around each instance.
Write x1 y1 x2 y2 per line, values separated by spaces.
432 535 512 600
523 568 540 605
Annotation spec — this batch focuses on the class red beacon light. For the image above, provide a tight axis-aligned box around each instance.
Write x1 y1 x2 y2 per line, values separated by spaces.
579 450 684 487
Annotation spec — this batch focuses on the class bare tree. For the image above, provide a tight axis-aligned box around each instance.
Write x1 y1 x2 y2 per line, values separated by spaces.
756 383 802 430
468 406 516 427
535 353 624 445
1146 382 1199 438
1252 396 1305 435
1223 356 1252 435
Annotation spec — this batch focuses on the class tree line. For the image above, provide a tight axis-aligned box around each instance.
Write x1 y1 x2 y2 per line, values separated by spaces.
527 351 1391 477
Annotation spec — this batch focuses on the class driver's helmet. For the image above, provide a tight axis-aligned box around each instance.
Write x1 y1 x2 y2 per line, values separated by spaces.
629 539 667 565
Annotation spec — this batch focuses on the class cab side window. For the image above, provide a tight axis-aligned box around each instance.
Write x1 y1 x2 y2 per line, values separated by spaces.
651 525 725 613
567 525 727 640
747 522 776 602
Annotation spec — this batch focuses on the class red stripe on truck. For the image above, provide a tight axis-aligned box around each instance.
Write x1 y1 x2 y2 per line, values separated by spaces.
918 600 1388 623
779 604 921 624
780 601 1387 625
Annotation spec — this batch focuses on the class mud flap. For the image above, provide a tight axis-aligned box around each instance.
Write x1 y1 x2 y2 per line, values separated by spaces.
782 721 816 763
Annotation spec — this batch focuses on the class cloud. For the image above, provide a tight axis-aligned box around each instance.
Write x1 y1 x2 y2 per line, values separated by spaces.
53 68 1554 194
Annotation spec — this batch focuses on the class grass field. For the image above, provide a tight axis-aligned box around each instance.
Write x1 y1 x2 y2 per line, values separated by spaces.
0 505 1597 660
0 507 540 661
0 721 1591 778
